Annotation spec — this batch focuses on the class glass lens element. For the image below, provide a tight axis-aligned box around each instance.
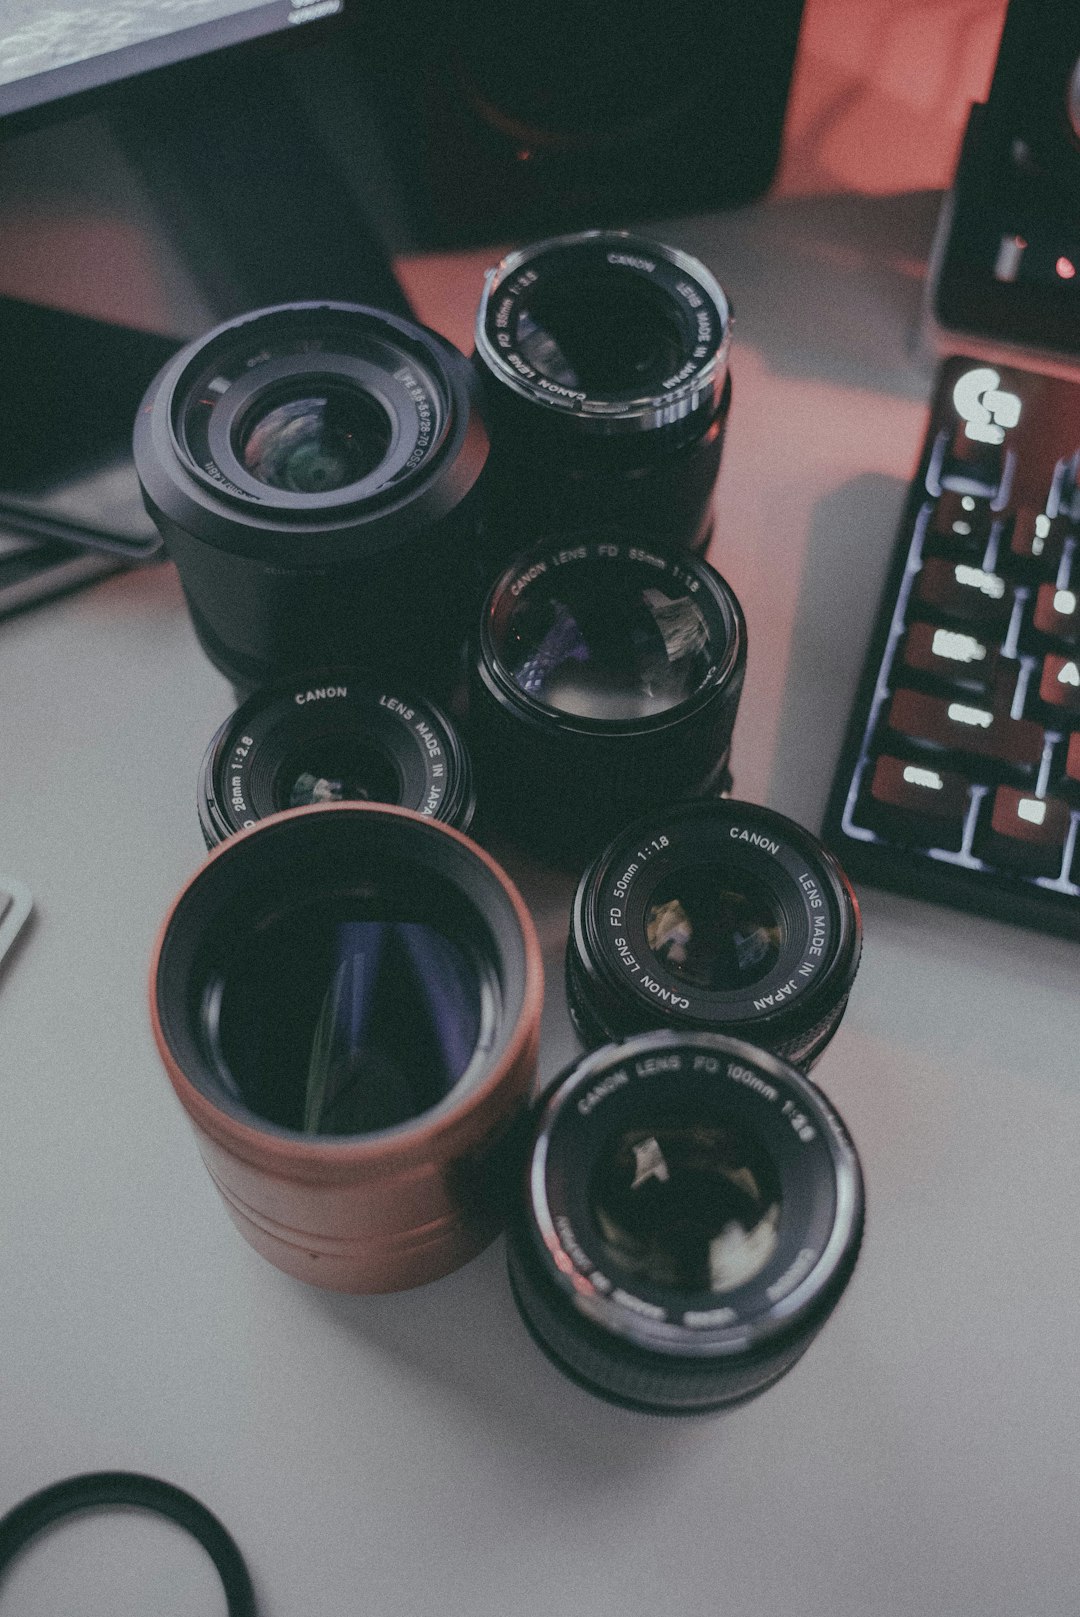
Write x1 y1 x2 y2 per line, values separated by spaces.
209 898 485 1134
645 866 783 991
590 1118 782 1294
499 562 712 720
238 384 392 493
278 739 402 811
514 271 686 398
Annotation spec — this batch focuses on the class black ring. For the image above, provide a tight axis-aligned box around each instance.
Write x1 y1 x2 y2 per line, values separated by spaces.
0 1472 256 1615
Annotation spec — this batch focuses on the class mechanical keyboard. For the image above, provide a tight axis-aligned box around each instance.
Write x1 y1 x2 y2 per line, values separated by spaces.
823 355 1080 941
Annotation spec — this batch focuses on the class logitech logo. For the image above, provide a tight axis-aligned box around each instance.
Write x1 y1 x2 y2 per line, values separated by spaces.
952 368 1022 446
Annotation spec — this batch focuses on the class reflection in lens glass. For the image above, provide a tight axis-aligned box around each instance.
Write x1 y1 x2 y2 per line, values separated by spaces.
208 898 490 1134
515 272 686 397
239 385 392 494
279 740 402 811
500 564 712 720
590 1119 782 1293
645 867 782 991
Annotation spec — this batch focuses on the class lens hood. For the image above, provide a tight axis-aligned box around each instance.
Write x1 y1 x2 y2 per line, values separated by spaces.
150 803 543 1292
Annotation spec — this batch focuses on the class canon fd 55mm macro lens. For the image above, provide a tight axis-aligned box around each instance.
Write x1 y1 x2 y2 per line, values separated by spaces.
567 800 861 1067
506 1030 864 1414
474 230 733 559
470 533 746 855
134 302 489 692
198 672 475 847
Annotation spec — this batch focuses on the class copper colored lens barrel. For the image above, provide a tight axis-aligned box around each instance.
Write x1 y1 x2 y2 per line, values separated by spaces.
150 803 543 1292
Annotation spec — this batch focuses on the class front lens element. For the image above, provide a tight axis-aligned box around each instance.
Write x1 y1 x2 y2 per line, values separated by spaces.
492 549 718 722
238 384 392 494
644 867 783 992
590 1117 782 1294
515 272 687 398
207 896 490 1135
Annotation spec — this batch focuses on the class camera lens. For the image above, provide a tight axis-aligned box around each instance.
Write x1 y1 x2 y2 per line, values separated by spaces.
150 804 543 1292
469 533 745 854
198 673 475 847
474 231 732 559
567 800 861 1067
506 1030 864 1414
133 302 489 691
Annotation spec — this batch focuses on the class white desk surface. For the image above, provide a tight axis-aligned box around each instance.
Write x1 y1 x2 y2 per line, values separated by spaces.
3 172 1080 1616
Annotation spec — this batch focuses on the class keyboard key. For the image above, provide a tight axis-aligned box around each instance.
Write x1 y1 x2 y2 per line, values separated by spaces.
939 416 1006 494
885 687 1045 780
913 558 1013 633
973 786 1071 877
1001 507 1067 579
924 491 993 558
1037 653 1080 719
1031 582 1080 643
898 620 1001 697
1050 732 1080 804
857 754 971 851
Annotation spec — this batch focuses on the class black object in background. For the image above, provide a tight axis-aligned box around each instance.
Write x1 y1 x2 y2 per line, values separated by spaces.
933 0 1080 353
823 354 1080 940
0 1472 256 1615
344 0 806 248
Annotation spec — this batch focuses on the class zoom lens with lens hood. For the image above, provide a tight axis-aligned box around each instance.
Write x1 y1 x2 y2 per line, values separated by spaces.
470 533 746 856
567 800 861 1067
474 230 732 558
506 1030 864 1414
198 672 475 847
134 302 489 692
151 804 543 1292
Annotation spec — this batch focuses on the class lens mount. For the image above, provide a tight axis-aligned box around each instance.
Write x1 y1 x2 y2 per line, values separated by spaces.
507 1030 864 1414
568 801 861 1067
475 231 731 438
198 672 475 847
150 804 543 1292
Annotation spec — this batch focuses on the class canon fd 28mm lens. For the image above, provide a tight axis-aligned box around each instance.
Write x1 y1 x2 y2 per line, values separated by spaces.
198 673 475 847
567 800 861 1066
506 1030 864 1414
474 230 732 558
134 302 489 692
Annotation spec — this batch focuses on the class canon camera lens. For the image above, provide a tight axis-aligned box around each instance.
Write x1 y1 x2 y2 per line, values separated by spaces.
507 1030 864 1414
151 804 543 1292
474 230 732 558
134 302 489 691
470 533 745 856
198 672 475 847
567 800 861 1067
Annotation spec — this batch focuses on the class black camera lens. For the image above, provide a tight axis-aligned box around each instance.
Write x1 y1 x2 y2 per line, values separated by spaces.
469 534 746 855
506 1030 864 1414
567 801 861 1067
198 672 475 848
133 302 489 692
474 231 732 559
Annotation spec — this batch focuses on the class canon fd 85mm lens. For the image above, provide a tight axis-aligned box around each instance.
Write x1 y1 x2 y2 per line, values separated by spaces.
134 302 489 692
198 673 475 847
474 230 732 559
470 533 745 856
507 1030 864 1414
567 800 861 1066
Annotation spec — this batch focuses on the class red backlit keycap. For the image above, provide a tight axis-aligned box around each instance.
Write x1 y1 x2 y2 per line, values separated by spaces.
886 687 1044 780
913 557 1013 633
1038 653 1080 719
899 620 1000 696
858 754 971 851
973 786 1072 877
1001 507 1066 579
924 491 993 558
940 418 1006 494
1032 582 1080 643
